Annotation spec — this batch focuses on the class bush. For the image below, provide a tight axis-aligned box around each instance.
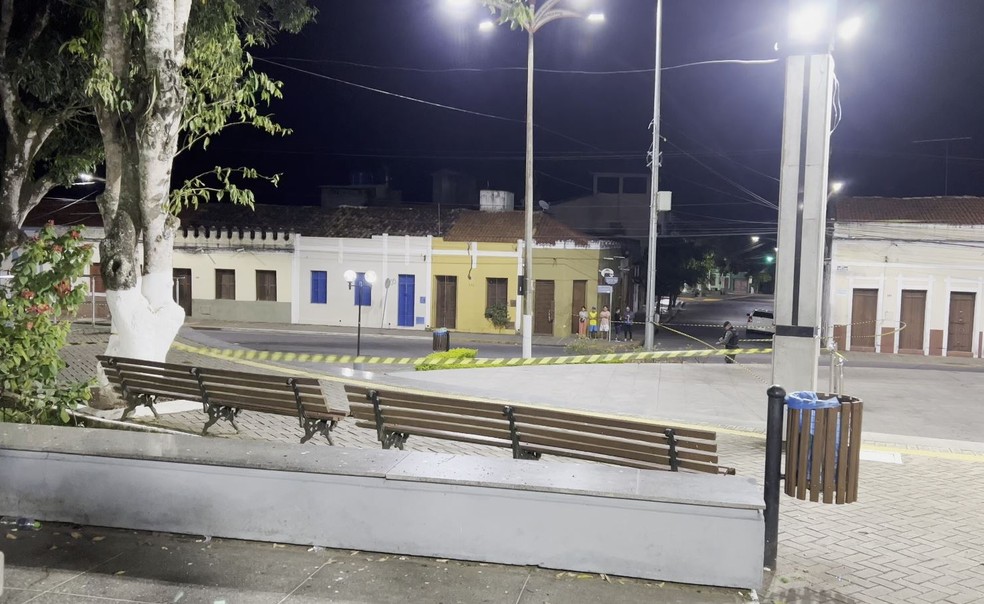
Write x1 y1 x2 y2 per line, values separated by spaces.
1 223 95 424
416 347 478 371
484 303 511 331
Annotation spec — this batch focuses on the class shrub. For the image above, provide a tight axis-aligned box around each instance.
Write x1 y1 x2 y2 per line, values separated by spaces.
0 223 95 424
416 347 478 371
484 303 511 330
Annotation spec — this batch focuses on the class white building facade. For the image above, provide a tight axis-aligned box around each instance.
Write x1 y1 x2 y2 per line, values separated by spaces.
293 234 432 330
829 198 984 358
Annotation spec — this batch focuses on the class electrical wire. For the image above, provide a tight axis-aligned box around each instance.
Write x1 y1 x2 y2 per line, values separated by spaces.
256 58 607 152
260 56 780 76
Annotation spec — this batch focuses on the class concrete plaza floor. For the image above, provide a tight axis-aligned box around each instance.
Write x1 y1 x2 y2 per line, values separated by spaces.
3 322 983 603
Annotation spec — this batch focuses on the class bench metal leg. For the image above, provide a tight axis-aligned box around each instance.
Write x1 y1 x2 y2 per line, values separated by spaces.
120 394 158 421
381 430 408 450
300 419 338 446
503 406 541 461
202 405 241 436
664 428 679 471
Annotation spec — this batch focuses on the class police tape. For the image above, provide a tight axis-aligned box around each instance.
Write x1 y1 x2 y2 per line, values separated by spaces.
171 342 773 367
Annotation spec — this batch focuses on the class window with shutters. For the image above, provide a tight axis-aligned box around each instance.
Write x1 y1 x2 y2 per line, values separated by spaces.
256 270 277 301
215 269 236 300
486 278 508 310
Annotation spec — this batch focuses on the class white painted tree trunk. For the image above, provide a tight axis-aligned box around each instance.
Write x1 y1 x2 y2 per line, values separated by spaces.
104 274 185 363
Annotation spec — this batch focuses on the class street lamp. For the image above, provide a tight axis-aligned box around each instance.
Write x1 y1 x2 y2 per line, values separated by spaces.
343 269 376 357
481 0 603 358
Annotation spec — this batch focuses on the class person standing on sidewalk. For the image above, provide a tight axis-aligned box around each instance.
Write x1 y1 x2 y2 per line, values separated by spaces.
588 307 599 339
717 321 740 363
577 306 588 337
623 306 633 341
612 307 623 341
600 306 611 340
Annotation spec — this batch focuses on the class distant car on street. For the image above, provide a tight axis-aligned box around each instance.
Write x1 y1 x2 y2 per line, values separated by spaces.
746 309 775 336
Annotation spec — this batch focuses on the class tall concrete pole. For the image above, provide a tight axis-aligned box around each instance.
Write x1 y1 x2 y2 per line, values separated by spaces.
644 0 663 351
521 25 536 359
772 0 837 392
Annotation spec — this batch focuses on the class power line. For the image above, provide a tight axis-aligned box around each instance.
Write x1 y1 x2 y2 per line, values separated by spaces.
256 58 606 152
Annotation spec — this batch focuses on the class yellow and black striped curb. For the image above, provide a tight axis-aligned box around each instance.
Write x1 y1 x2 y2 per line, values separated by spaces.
171 342 772 367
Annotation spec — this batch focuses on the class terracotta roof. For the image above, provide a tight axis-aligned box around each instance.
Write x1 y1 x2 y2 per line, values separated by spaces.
444 210 598 245
835 197 984 225
180 204 456 238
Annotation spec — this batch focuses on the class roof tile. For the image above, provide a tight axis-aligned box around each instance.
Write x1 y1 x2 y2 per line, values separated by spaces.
834 197 984 225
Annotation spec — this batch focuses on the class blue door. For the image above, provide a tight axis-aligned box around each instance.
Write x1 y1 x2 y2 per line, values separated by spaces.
398 275 415 327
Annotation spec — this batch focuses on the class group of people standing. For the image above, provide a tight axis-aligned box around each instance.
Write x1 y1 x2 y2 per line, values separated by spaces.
577 305 634 341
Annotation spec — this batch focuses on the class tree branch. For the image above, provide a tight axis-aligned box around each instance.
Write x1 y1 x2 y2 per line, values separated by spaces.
0 0 19 129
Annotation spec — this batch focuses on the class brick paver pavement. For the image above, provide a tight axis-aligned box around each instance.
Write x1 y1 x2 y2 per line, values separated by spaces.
59 325 984 604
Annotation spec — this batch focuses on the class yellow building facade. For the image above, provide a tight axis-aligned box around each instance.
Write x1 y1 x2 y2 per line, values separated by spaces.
430 210 616 337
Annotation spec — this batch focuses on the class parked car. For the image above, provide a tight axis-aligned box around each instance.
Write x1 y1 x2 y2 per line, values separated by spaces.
746 309 775 336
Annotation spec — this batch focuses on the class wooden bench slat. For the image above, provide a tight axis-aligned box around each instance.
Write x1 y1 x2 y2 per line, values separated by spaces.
345 386 506 414
347 396 507 421
516 406 718 441
518 442 723 474
517 426 720 465
107 377 203 399
353 420 511 449
512 412 718 453
349 403 509 431
198 382 310 406
197 371 322 394
367 416 512 443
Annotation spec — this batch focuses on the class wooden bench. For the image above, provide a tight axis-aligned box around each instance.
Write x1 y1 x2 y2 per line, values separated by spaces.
343 384 735 475
98 356 347 444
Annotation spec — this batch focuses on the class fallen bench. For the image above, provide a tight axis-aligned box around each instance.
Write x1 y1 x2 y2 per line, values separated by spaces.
344 384 735 474
98 356 347 444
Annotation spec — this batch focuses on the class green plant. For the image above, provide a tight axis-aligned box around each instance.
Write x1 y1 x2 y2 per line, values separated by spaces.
484 303 511 330
416 347 479 371
0 222 95 424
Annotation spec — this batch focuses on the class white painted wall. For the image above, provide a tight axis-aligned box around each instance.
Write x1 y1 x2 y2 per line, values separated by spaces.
831 222 984 356
296 234 431 329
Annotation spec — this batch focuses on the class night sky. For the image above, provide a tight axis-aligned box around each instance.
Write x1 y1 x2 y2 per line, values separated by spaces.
174 0 984 239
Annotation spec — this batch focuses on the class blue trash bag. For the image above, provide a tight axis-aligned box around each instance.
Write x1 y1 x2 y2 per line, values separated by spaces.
786 391 843 479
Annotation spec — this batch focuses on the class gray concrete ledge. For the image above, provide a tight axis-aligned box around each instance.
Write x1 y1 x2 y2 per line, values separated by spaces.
0 425 765 589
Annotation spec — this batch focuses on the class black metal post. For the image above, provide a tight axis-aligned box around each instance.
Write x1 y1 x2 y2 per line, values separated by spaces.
764 385 786 570
356 297 362 357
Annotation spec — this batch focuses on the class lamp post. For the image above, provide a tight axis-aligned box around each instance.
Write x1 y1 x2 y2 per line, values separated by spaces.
480 0 603 358
344 269 376 357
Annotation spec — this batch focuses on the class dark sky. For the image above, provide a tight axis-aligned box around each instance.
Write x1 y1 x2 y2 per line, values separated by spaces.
174 0 984 238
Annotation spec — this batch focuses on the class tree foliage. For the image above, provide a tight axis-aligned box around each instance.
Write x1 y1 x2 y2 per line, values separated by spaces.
482 0 535 31
0 0 102 248
0 223 94 424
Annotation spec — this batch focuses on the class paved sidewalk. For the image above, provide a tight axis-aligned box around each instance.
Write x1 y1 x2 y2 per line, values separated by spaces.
33 322 984 604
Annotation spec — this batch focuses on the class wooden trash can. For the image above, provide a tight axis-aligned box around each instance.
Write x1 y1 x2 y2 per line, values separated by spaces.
784 392 862 504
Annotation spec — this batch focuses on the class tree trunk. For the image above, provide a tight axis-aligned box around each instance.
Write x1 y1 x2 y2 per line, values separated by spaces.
95 0 193 365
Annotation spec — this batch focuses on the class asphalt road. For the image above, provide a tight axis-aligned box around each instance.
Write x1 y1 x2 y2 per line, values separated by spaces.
183 294 775 359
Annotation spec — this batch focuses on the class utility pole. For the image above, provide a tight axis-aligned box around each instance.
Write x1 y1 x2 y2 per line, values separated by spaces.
522 22 536 359
772 0 837 392
644 0 663 351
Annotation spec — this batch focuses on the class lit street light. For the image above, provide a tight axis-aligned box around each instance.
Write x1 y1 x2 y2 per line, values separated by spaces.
343 269 376 357
480 0 603 358
830 181 844 194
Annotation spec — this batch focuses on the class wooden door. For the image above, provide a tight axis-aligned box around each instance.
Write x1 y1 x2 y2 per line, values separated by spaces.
172 268 192 317
570 280 586 335
850 289 878 352
898 290 926 352
434 276 457 329
534 280 555 335
947 292 976 354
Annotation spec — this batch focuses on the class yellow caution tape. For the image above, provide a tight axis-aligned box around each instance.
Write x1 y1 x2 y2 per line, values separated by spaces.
171 342 772 367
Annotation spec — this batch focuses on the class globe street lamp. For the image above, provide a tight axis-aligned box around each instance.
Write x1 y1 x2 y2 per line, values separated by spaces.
481 0 603 358
343 269 376 357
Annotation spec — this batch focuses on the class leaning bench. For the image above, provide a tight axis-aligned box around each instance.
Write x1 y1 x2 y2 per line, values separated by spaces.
98 356 347 444
343 384 735 475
